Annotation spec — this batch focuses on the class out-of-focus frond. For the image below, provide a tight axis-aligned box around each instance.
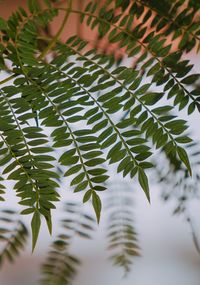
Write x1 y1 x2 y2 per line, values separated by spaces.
0 209 28 267
40 202 96 285
155 138 200 253
106 181 140 274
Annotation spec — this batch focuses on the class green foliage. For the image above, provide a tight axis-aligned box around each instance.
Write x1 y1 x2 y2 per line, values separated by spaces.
40 194 139 282
40 202 96 285
106 183 140 273
156 138 200 212
0 209 28 267
0 177 5 201
0 0 199 264
155 137 200 252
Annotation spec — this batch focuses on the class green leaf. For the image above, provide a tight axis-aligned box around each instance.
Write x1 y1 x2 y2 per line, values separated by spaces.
31 210 41 252
141 92 163 106
181 74 199 85
45 214 52 236
92 192 102 223
28 0 39 12
135 83 151 95
177 146 192 176
83 190 92 203
0 17 7 30
138 168 150 202
20 208 35 215
175 136 193 144
74 181 88 192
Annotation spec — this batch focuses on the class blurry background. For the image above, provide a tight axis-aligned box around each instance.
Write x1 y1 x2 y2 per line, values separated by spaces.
0 1 200 285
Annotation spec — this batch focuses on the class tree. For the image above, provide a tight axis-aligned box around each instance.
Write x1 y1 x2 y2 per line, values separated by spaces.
0 0 200 282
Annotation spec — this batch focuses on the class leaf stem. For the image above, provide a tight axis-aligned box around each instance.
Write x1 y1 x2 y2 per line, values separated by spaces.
38 0 72 60
0 74 16 85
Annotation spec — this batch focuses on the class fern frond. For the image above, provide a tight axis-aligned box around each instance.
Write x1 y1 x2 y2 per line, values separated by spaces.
156 139 200 206
106 181 140 274
0 209 28 267
0 177 6 201
2 5 57 63
0 87 60 248
0 5 64 248
119 0 200 53
40 202 95 285
21 60 107 221
60 202 96 239
40 239 80 285
0 6 107 221
58 37 192 174
155 138 200 253
72 2 200 113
